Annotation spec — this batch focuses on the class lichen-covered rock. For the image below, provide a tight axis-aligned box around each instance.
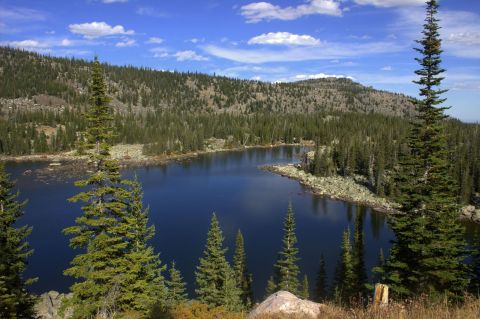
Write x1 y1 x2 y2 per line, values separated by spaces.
248 291 324 319
35 291 72 319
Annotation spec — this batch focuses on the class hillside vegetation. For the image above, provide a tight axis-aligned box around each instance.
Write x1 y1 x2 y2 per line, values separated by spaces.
0 46 414 116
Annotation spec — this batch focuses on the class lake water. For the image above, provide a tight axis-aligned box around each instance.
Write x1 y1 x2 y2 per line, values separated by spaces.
6 147 394 300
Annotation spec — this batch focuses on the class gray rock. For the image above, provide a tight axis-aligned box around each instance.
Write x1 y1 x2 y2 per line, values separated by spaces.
35 291 72 319
248 291 324 319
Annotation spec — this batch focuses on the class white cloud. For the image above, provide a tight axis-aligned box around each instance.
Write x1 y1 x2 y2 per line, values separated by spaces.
381 66 393 71
146 37 163 44
276 73 355 82
354 0 425 7
150 47 169 58
69 21 134 39
188 38 204 44
174 50 208 61
115 38 136 47
248 32 321 46
203 41 404 64
4 39 50 49
240 0 342 23
136 7 167 17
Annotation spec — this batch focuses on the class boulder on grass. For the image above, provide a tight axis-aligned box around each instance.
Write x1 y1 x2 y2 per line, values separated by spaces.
248 291 324 319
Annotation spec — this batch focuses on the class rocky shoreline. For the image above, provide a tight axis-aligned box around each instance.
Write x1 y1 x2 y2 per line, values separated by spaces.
0 142 312 182
264 163 480 223
264 163 398 214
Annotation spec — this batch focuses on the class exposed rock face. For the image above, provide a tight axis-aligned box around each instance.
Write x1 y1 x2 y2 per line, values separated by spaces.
35 291 72 319
461 205 480 223
248 291 324 319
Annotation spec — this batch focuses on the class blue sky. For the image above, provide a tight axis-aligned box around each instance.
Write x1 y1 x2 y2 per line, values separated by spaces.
1 0 479 122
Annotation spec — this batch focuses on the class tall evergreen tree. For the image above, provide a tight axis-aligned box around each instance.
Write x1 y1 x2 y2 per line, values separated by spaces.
274 202 300 295
166 261 188 308
315 254 328 302
352 208 368 300
63 57 135 318
385 0 467 298
0 163 36 319
195 213 230 307
222 266 243 312
233 229 254 308
333 228 355 304
119 178 166 313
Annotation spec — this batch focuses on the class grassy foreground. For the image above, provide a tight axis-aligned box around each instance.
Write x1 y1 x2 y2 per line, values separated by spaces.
148 296 480 319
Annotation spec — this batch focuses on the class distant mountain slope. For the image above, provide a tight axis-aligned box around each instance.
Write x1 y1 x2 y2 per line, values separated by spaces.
0 46 414 117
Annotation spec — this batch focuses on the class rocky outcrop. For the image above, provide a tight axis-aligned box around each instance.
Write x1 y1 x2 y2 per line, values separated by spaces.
265 164 398 213
248 291 324 319
461 205 480 223
35 291 72 319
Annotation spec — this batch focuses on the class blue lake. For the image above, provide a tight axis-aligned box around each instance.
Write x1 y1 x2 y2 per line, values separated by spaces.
6 146 394 300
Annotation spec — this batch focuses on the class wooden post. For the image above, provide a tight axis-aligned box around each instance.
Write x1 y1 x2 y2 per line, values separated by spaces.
373 283 389 307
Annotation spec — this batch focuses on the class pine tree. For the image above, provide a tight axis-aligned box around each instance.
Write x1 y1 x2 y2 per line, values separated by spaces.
315 254 327 302
222 266 243 312
119 178 166 313
195 213 230 307
274 202 300 295
63 57 133 318
233 229 254 308
301 274 310 299
386 0 467 298
0 163 36 319
333 228 355 304
265 276 277 297
352 208 368 300
166 261 188 308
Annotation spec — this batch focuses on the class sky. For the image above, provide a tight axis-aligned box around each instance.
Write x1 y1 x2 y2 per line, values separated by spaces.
1 0 479 122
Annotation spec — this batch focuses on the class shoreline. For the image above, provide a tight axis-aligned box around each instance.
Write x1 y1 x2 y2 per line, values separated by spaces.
263 164 399 215
264 164 480 224
0 142 313 165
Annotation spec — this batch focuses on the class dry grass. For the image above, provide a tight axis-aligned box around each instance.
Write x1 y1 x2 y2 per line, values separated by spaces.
247 296 480 319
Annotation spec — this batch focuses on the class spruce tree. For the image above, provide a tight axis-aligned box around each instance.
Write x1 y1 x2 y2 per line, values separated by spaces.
0 163 36 319
301 274 310 300
233 229 253 308
265 276 277 297
333 228 355 304
352 209 367 299
222 266 243 312
63 57 135 318
315 254 327 302
386 0 467 298
166 261 188 308
274 202 300 295
119 178 166 313
195 213 230 307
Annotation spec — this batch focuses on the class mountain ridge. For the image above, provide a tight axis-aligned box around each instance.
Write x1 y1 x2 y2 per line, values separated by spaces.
0 46 415 118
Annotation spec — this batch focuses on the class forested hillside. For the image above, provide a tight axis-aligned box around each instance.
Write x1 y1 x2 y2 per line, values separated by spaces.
0 46 414 116
0 46 479 204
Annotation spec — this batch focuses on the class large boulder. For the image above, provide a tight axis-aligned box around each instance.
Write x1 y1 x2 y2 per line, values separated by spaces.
35 291 72 319
248 291 324 319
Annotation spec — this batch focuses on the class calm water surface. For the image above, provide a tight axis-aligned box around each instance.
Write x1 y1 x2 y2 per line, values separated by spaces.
7 147 394 299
